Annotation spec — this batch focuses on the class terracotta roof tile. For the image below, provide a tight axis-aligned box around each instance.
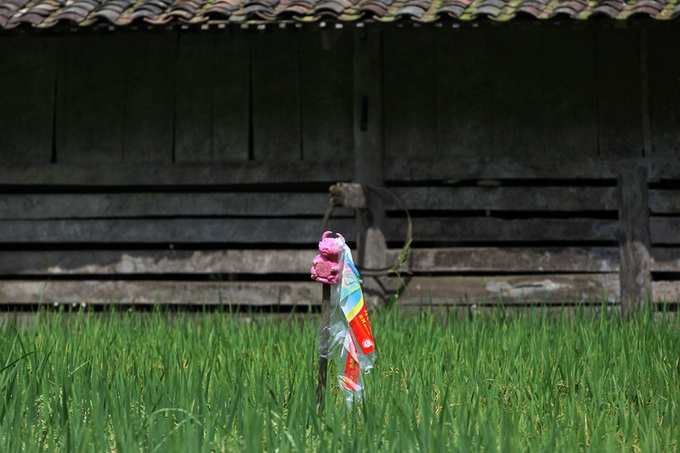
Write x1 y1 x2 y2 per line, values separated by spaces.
0 0 679 27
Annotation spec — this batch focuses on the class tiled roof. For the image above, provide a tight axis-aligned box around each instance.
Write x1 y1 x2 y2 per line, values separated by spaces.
1 0 679 29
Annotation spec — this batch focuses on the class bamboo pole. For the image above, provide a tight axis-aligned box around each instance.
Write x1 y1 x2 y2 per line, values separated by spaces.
316 283 331 411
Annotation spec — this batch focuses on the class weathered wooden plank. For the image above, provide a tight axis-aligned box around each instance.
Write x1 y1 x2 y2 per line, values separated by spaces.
650 248 680 272
384 28 437 160
299 30 353 162
649 190 680 213
388 186 618 212
175 33 213 163
0 246 620 277
0 36 56 164
648 25 680 156
122 33 176 164
647 160 680 181
0 218 355 243
651 281 680 303
57 34 125 164
618 165 652 316
487 29 545 157
213 32 250 162
0 280 318 306
0 161 352 186
1 249 316 276
403 247 620 273
354 28 388 306
389 157 680 183
395 304 620 318
390 274 619 306
251 32 301 161
542 28 598 158
386 157 620 182
353 28 384 187
386 217 618 243
0 192 346 219
0 246 617 277
650 217 680 244
596 28 644 158
436 29 491 157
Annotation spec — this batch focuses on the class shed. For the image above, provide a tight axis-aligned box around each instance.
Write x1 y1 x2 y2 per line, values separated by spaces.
1 0 679 315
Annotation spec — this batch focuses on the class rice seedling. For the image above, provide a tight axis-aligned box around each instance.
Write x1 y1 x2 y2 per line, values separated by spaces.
0 307 677 452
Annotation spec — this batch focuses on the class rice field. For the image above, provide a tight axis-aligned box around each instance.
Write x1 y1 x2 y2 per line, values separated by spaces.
0 307 678 452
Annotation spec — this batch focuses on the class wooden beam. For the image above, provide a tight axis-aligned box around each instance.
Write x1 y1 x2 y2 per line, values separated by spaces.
386 157 620 181
651 281 680 304
388 186 618 212
403 247 620 273
0 280 318 306
650 218 680 245
1 246 619 277
353 28 384 189
3 158 680 187
386 217 618 243
1 249 316 276
0 218 355 244
0 193 350 220
0 161 352 186
389 274 619 306
617 164 651 317
353 28 388 308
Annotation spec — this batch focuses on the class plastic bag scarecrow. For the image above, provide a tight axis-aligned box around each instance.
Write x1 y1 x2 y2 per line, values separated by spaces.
311 231 376 406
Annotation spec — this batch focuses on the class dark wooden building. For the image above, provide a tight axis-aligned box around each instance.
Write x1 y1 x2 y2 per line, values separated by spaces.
1 0 679 314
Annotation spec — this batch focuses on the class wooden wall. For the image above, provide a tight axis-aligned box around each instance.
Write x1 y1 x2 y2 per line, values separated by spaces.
0 23 679 312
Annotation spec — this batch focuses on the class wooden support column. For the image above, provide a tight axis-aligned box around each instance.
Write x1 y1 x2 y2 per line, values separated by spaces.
618 163 652 318
353 28 387 309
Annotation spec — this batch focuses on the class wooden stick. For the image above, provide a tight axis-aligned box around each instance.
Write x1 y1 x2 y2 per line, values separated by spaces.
316 283 331 411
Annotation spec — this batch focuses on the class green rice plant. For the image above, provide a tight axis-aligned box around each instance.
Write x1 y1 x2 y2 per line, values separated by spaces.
0 306 677 452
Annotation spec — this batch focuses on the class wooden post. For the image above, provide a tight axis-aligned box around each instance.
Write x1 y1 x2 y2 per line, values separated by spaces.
617 163 651 318
316 283 331 411
353 28 387 309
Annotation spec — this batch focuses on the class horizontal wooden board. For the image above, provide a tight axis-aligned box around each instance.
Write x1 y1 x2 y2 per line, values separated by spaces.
651 248 680 272
394 304 620 319
387 157 619 181
1 158 676 187
0 217 616 244
0 280 318 306
2 246 619 277
651 281 680 303
649 190 680 214
0 275 622 307
391 274 619 306
0 216 618 244
404 247 620 273
0 193 348 220
388 186 618 212
1 249 316 276
386 157 680 182
0 161 352 186
388 218 619 243
650 217 680 244
0 219 355 244
0 187 618 221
